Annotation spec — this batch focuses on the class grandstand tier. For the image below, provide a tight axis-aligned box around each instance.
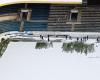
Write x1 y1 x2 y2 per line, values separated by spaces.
0 2 100 32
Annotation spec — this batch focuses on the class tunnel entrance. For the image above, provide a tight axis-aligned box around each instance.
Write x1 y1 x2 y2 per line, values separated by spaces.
19 9 32 21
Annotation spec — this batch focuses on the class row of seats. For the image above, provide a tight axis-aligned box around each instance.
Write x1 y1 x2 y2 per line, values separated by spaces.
48 5 70 31
24 22 47 31
30 4 50 20
75 6 100 32
28 4 49 30
0 4 50 21
0 4 50 32
0 21 48 32
0 21 20 33
0 4 25 14
48 5 100 32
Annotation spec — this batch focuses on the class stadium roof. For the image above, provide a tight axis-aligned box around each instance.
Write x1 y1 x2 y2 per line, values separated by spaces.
0 0 82 6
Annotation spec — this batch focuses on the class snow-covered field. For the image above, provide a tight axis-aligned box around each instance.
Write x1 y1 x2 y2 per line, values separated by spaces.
0 40 100 80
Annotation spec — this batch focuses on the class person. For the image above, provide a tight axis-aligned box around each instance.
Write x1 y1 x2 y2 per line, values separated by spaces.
41 36 43 40
77 37 79 42
48 35 50 42
83 37 86 42
40 35 42 38
40 35 43 39
69 36 72 40
81 38 82 42
65 35 68 40
97 37 99 42
86 36 88 40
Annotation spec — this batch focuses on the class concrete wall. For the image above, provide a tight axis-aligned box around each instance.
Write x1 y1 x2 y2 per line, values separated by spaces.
0 13 18 21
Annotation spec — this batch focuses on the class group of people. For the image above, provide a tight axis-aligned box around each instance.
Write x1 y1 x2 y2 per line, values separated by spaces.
40 35 50 42
64 35 89 42
76 36 89 42
39 34 100 43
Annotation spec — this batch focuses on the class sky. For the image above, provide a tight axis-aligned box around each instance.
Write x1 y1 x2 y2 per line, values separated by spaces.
0 41 100 80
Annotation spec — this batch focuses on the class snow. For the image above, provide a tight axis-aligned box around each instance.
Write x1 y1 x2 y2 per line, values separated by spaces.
0 40 100 80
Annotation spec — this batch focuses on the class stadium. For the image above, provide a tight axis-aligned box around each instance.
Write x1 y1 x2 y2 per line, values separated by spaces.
0 0 100 33
0 1 100 80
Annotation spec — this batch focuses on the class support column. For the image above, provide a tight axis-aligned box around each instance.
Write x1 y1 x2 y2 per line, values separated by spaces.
19 21 24 32
20 12 23 21
71 23 75 32
25 4 28 9
27 11 31 21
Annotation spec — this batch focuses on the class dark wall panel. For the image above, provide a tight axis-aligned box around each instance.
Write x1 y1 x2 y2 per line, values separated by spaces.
88 0 100 5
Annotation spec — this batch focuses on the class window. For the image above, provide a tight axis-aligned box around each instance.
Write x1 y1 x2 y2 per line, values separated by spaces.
70 9 78 22
71 13 78 21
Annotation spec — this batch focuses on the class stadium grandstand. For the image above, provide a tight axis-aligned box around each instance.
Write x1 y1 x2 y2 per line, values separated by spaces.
0 0 100 33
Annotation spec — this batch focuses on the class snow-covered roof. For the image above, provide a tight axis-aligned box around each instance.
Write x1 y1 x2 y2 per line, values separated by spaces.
0 0 82 6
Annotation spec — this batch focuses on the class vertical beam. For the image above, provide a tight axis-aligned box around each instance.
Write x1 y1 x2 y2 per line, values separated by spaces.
25 3 28 9
71 23 75 32
20 12 23 21
19 21 24 32
27 11 32 21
